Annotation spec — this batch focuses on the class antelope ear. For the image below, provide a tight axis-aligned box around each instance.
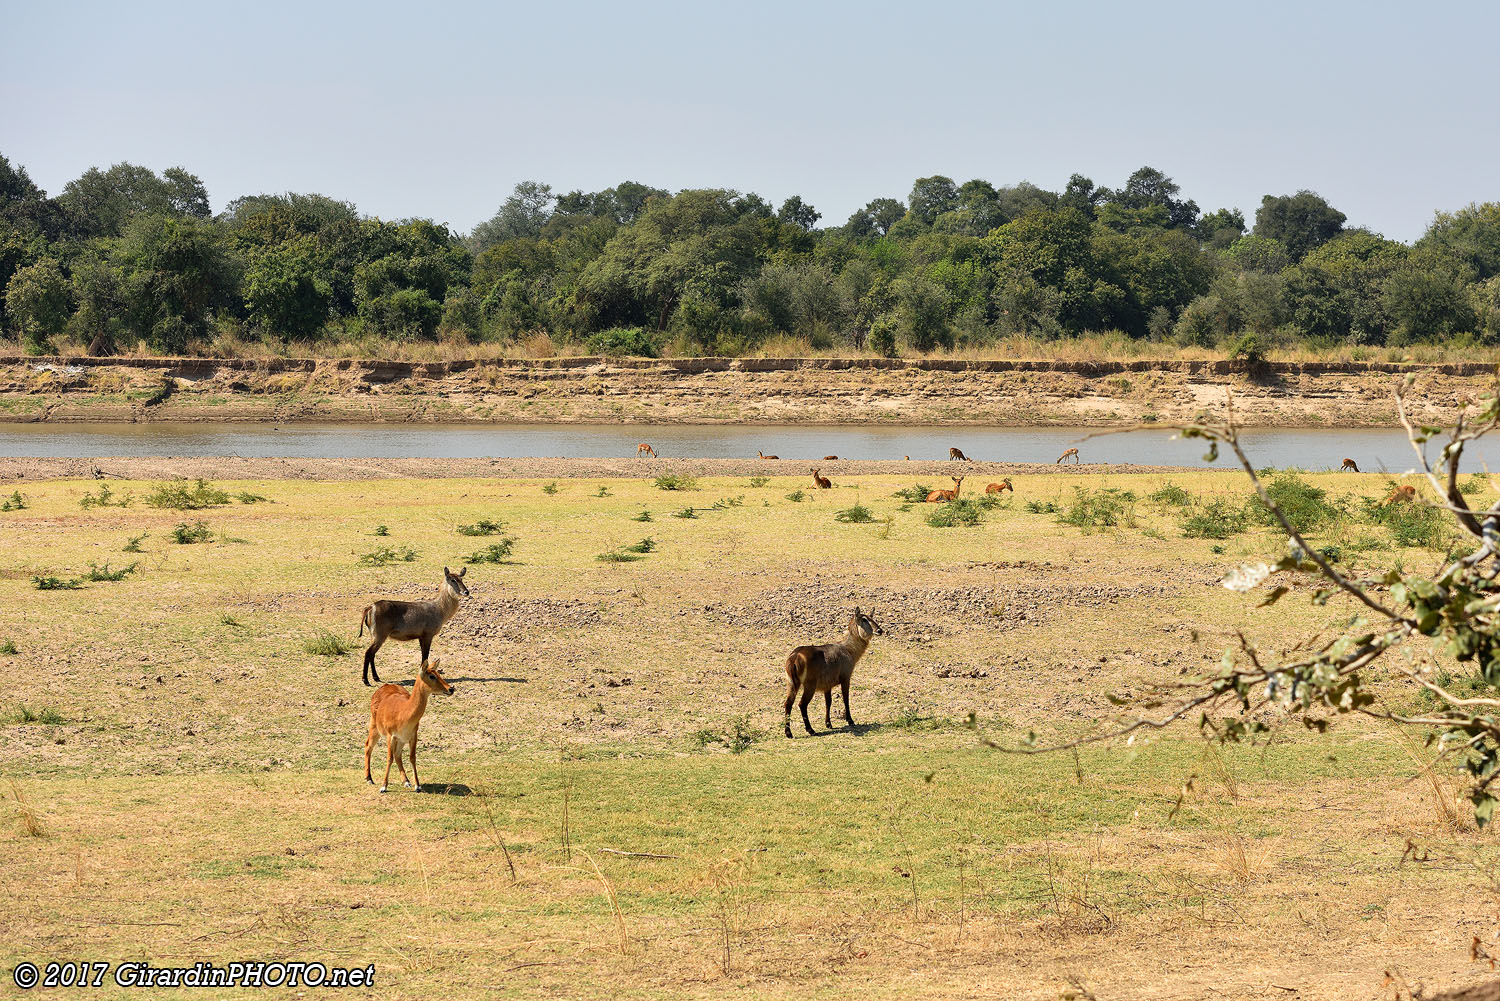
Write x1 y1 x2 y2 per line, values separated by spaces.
459 566 467 577
853 605 861 616
443 566 451 575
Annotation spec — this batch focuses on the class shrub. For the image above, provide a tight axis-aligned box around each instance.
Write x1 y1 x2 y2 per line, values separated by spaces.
84 562 138 582
456 518 506 536
835 503 875 523
1149 482 1192 506
303 629 350 656
1058 487 1137 531
596 550 644 562
892 484 933 503
1251 474 1340 532
13 706 64 725
594 485 612 497
672 507 698 519
654 474 697 491
122 533 148 553
748 477 769 488
1461 473 1490 497
170 521 213 544
0 640 18 655
1377 502 1450 549
79 484 131 509
33 575 83 590
235 491 269 504
1025 499 1061 514
468 538 517 563
541 482 559 495
927 498 984 528
585 326 660 358
623 537 656 554
357 545 418 566
145 479 230 510
633 510 653 522
0 490 24 511
372 524 390 536
784 490 807 503
1181 499 1249 539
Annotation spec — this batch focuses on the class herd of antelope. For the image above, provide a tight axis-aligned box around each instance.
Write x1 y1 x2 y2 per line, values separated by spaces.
351 449 1401 789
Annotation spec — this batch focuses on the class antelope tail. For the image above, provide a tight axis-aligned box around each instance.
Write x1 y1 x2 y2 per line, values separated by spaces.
358 604 372 638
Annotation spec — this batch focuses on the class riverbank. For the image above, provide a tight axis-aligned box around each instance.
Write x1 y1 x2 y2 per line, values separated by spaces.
1 354 1490 427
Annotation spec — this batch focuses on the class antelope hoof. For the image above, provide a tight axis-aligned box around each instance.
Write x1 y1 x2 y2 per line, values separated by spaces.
378 786 387 794
403 780 411 788
366 776 373 785
413 784 422 793
784 725 793 739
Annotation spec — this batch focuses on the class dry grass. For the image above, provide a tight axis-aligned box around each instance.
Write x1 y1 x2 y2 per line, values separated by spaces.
1 470 1497 998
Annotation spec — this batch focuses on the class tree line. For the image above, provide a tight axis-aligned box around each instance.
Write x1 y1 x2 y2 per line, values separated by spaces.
2 153 1497 357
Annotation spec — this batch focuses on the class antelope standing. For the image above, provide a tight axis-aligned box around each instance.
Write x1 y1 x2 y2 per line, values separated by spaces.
359 566 471 686
1340 458 1359 472
811 468 832 489
637 443 658 458
926 476 965 503
1383 484 1417 505
758 450 779 460
949 447 973 462
783 607 883 738
364 658 454 793
1056 448 1080 464
986 479 1013 494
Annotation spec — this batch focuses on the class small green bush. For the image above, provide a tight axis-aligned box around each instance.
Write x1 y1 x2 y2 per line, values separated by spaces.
892 484 933 503
170 521 213 544
541 482 559 495
1149 482 1192 506
33 574 83 590
13 706 64 726
1181 499 1249 539
623 537 656 554
594 485 612 497
633 510 653 522
1461 473 1489 497
0 640 18 655
467 538 517 563
748 477 769 488
596 550 644 563
835 503 876 523
79 484 131 509
456 518 506 536
1024 499 1061 514
654 474 697 491
0 490 24 511
235 491 269 504
1251 474 1341 532
585 326 660 358
709 495 744 510
672 507 698 519
122 533 148 553
85 562 138 582
784 490 807 503
927 498 984 528
146 479 230 510
357 545 418 566
1058 487 1137 531
372 524 390 536
303 629 350 656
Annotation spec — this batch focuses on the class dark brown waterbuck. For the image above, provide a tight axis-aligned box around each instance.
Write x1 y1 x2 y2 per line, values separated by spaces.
359 566 470 686
783 607 883 738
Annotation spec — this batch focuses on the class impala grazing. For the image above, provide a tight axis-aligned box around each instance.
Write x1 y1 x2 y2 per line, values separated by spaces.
364 658 454 793
926 476 964 503
948 447 973 462
637 442 658 458
359 566 470 686
1340 458 1359 472
783 607 883 738
1056 448 1080 464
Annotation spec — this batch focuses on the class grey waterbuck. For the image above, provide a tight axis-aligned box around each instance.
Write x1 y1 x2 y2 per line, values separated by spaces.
783 607 883 738
359 566 471 686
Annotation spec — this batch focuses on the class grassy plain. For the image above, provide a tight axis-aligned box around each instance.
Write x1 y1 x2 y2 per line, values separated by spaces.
2 468 1497 999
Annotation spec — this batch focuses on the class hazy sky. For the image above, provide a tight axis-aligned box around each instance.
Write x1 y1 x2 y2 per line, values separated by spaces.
3 0 1497 242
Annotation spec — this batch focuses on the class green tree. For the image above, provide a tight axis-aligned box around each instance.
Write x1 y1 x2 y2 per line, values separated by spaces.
113 214 239 353
777 195 820 231
907 176 958 226
843 198 906 238
470 181 554 253
4 257 71 353
59 163 211 239
1253 191 1346 261
244 240 332 340
1417 202 1500 281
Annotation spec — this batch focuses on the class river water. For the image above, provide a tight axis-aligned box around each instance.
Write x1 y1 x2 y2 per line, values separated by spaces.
1 422 1497 471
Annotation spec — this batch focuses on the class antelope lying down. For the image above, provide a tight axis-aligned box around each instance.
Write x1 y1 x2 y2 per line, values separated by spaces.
783 607 883 738
359 566 470 686
364 658 454 793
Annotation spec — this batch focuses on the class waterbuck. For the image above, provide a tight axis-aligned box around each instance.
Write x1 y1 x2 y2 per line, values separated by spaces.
359 566 470 686
364 658 454 793
949 447 973 462
783 607 883 738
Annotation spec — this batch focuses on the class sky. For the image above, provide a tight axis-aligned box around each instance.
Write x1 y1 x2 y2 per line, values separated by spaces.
2 0 1497 243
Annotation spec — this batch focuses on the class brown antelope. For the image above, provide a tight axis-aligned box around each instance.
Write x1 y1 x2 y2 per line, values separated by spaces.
1383 484 1417 505
1056 447 1080 464
903 455 910 461
359 566 471 686
783 607 883 737
758 450 779 460
823 454 839 461
985 479 1013 494
636 442 658 458
949 447 973 462
1340 458 1359 472
811 468 832 489
926 476 965 503
364 658 454 793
